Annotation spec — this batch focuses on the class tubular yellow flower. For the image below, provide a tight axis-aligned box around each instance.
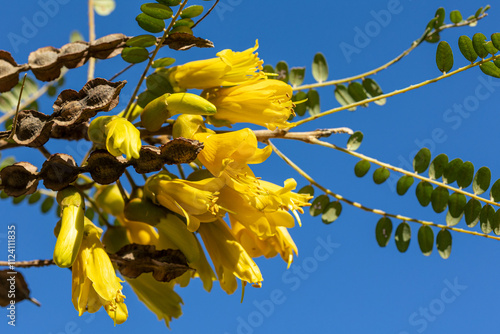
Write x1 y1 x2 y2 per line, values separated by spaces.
72 218 127 324
88 116 141 160
203 79 295 130
145 172 225 232
95 184 125 216
170 41 265 89
126 273 183 328
198 219 263 295
53 186 85 268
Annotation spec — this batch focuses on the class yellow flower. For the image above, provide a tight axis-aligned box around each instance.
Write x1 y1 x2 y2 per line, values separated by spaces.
198 219 263 294
72 218 127 324
231 219 298 269
145 172 225 232
88 116 141 160
126 273 183 328
203 79 295 130
170 41 265 89
53 186 85 268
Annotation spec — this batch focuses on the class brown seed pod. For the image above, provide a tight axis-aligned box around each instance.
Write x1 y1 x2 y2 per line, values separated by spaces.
0 51 28 93
131 145 164 174
59 41 89 69
160 137 203 165
0 162 39 197
11 110 54 147
28 46 62 82
40 154 81 191
89 33 126 59
50 121 89 141
162 33 214 51
86 149 127 185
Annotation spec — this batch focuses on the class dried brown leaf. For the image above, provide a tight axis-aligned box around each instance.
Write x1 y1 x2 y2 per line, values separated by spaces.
0 270 40 307
163 33 214 51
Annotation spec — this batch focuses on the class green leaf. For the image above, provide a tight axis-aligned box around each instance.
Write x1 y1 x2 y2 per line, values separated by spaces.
480 62 500 78
434 7 445 28
306 89 320 116
181 5 203 19
475 6 484 18
431 187 449 213
436 41 454 73
347 82 368 107
429 153 448 180
298 185 314 197
141 3 173 19
480 204 495 234
28 191 42 204
375 217 392 247
322 201 342 224
152 57 176 68
394 222 411 253
136 13 166 33
12 195 26 204
346 131 363 151
275 61 289 83
70 30 84 43
456 161 474 189
126 34 157 48
173 18 194 28
450 10 463 23
292 91 307 116
362 78 386 105
418 226 434 256
446 192 466 226
416 181 433 207
169 26 192 35
396 175 414 196
121 47 150 64
464 198 481 227
473 166 491 195
472 33 489 58
41 197 54 214
458 35 478 62
436 229 452 259
443 158 463 184
94 0 116 16
354 160 370 177
85 208 95 222
309 195 329 217
146 72 173 96
289 67 305 87
372 167 390 185
413 148 431 174
483 41 498 55
263 64 275 75
334 85 356 111
137 90 160 108
156 0 181 6
312 52 328 83
491 33 500 50
489 179 500 202
492 209 500 235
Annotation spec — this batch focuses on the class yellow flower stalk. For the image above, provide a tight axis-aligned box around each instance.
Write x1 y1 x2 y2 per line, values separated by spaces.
53 186 85 268
88 116 141 160
203 79 295 130
145 172 225 232
198 219 263 295
169 40 265 89
126 273 183 328
72 218 128 324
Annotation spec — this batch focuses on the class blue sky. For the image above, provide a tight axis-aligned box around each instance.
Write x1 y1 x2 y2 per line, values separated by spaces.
1 1 500 333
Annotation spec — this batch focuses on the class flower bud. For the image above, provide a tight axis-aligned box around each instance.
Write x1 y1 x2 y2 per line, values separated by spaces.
95 184 125 216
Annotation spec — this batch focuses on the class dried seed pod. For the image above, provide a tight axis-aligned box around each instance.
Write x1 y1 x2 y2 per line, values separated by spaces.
11 110 53 147
28 46 62 82
131 145 164 174
0 162 39 197
0 51 28 93
52 78 126 125
86 149 127 185
40 154 81 191
160 137 203 165
51 121 89 141
59 41 89 69
89 33 126 59
163 33 214 51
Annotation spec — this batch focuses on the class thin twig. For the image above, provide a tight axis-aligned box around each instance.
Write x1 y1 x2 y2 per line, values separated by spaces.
0 259 54 268
109 62 136 81
7 74 27 141
191 0 219 29
87 0 96 81
268 140 500 242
